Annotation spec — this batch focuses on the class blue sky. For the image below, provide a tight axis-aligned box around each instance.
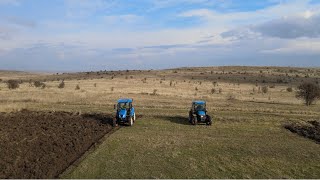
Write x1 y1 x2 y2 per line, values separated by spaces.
0 0 320 71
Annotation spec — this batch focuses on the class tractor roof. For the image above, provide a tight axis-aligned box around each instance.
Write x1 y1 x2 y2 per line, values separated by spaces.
117 98 133 103
193 100 206 105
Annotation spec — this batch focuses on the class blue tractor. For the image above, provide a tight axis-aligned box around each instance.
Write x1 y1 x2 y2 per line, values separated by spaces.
114 98 136 126
189 101 212 126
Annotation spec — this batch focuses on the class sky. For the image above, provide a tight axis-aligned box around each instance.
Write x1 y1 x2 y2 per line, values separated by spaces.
0 0 320 71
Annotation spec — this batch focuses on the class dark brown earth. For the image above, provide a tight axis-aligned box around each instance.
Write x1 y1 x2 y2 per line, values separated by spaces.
284 120 320 143
0 110 114 179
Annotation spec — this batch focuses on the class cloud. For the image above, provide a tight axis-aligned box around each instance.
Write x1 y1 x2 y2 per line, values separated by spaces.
221 11 320 40
5 16 36 28
65 0 116 19
252 13 320 38
104 14 143 25
0 0 19 6
261 40 320 54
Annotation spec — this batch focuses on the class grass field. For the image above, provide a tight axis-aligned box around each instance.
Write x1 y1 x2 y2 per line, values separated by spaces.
0 66 320 178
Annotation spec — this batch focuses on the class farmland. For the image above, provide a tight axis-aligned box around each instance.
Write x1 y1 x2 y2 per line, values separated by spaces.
0 66 320 178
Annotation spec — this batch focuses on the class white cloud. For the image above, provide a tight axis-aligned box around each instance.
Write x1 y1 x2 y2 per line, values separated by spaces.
261 39 320 54
65 0 116 19
0 0 19 6
104 14 143 24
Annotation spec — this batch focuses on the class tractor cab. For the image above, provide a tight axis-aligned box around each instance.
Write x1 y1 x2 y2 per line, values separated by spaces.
189 100 212 126
191 101 207 115
114 98 136 126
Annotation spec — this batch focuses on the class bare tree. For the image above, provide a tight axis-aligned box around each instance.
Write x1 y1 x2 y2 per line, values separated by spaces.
296 82 320 106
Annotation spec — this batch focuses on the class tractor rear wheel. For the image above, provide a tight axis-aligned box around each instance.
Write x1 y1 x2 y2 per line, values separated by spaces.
191 116 197 125
133 113 136 122
113 118 118 127
206 115 212 126
128 117 133 126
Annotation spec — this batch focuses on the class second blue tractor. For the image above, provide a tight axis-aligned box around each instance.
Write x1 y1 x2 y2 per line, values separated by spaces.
189 101 212 126
114 98 136 126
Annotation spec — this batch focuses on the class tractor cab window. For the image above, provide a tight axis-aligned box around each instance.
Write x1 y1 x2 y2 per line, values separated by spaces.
118 102 129 110
194 104 206 111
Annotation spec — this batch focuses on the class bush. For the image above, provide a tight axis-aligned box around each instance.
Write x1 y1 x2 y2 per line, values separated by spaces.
287 87 293 92
7 80 20 89
226 93 236 101
211 88 216 94
41 83 46 89
58 81 65 89
296 82 320 106
152 89 158 95
261 86 268 93
34 81 46 88
75 85 80 90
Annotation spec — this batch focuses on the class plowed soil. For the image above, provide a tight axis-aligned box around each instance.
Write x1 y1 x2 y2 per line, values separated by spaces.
0 110 114 179
284 120 320 143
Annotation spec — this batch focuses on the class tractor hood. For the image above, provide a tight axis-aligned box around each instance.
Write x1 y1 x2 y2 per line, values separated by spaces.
118 109 127 119
197 111 206 116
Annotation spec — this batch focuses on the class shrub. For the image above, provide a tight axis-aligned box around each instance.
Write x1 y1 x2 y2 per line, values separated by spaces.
226 93 236 101
211 88 216 94
261 86 268 93
296 82 320 106
34 81 45 88
75 85 80 90
94 83 97 87
218 88 222 94
58 81 65 89
269 85 275 88
195 87 198 91
111 87 114 92
152 89 158 95
7 80 20 89
287 87 293 92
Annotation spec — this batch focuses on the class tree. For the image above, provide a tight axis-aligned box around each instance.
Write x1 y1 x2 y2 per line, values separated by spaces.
296 82 320 106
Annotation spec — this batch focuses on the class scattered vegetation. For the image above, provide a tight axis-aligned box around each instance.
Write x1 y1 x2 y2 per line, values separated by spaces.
75 85 80 90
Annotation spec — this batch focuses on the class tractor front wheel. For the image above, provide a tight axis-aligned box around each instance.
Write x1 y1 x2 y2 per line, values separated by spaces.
206 115 212 126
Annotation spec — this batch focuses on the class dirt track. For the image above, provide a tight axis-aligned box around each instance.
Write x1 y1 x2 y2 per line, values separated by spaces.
0 110 114 178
